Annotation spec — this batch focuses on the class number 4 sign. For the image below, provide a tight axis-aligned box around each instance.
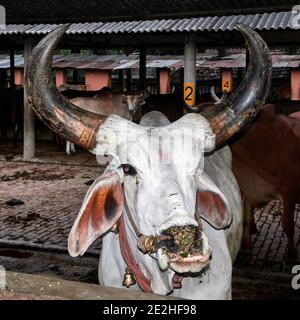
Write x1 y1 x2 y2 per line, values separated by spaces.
221 69 233 93
222 79 233 93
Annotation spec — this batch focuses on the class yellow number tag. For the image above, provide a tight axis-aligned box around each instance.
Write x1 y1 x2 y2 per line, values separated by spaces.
222 80 233 93
184 82 195 106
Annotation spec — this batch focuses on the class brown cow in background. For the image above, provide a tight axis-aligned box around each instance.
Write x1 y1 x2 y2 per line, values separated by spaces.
60 89 144 154
230 104 300 259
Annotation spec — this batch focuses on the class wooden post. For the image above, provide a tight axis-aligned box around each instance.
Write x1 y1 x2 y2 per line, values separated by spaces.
118 69 124 92
126 68 132 92
184 34 196 106
139 47 146 92
23 38 35 160
71 49 80 84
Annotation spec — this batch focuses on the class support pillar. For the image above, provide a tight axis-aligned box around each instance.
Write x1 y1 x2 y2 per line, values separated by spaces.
139 47 146 92
71 49 80 84
23 38 35 160
126 69 132 92
184 34 196 106
118 69 124 92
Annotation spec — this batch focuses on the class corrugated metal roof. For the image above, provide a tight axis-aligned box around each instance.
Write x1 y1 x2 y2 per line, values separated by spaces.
3 0 294 24
1 52 300 70
0 10 298 36
0 55 24 68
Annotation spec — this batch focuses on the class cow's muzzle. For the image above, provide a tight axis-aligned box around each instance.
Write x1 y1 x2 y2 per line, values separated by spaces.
156 223 211 274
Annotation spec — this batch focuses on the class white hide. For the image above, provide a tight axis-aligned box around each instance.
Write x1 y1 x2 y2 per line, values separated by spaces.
93 112 242 299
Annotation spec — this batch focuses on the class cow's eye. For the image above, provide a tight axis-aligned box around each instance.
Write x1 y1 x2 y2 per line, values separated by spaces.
121 164 137 176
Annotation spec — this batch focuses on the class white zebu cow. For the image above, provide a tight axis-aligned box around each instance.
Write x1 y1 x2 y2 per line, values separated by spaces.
86 111 243 299
26 23 272 299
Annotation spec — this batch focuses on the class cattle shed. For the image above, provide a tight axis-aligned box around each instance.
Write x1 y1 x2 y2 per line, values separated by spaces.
0 0 300 302
0 0 300 159
0 51 296 95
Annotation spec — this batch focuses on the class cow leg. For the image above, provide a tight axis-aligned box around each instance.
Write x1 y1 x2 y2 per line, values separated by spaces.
70 142 76 154
66 140 71 155
282 194 296 260
241 198 253 253
12 122 18 149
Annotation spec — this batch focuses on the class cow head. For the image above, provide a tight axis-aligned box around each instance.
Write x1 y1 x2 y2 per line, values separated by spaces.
25 23 271 293
122 92 145 122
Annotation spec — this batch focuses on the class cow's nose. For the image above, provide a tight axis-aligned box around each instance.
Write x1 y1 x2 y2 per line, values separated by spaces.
160 225 199 255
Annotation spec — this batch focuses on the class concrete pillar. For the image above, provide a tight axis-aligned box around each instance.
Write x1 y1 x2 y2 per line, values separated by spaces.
159 68 171 94
15 68 24 85
184 34 196 106
291 69 300 100
55 69 67 87
139 47 146 92
85 69 112 90
221 69 233 93
23 38 35 160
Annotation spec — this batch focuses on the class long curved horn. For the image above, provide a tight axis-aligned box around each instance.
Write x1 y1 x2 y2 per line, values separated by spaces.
202 24 272 145
186 24 272 146
25 25 107 150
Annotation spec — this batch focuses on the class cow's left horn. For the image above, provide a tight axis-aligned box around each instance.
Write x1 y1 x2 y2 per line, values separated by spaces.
25 25 107 150
202 24 272 146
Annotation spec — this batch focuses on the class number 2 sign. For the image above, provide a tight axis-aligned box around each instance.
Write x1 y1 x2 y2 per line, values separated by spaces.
184 82 195 106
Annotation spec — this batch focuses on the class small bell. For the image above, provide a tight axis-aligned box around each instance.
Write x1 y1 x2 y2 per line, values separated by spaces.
122 267 136 288
111 222 119 234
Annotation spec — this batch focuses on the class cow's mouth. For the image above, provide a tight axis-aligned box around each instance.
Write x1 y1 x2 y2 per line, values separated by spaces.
157 224 211 274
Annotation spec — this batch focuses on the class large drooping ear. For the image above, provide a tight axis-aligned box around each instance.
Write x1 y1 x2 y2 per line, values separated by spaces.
68 171 124 257
195 172 232 230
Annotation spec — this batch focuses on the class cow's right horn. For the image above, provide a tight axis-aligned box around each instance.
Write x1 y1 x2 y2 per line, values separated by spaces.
25 25 107 150
201 24 272 146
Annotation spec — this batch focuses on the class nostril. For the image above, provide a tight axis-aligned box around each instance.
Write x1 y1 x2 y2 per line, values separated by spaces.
157 238 178 252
